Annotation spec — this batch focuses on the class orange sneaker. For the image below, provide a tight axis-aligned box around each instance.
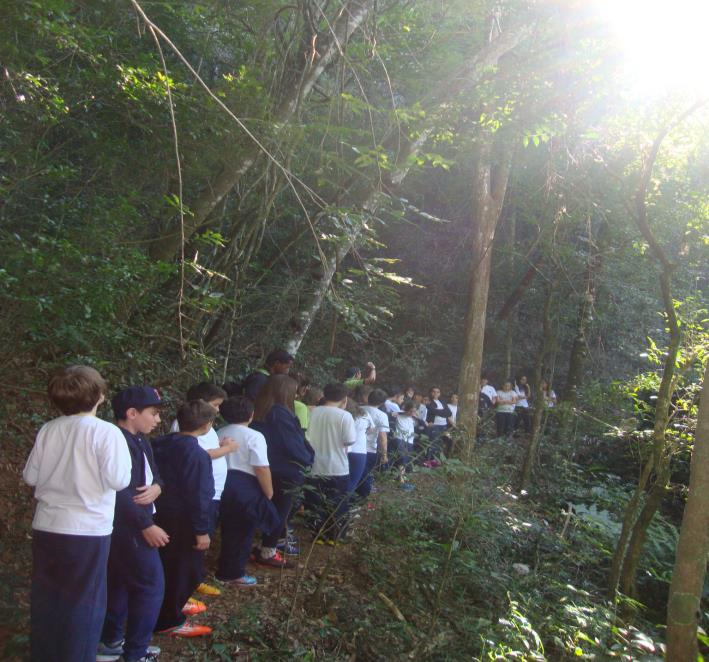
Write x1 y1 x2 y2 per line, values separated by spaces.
182 599 207 616
197 582 221 596
158 620 212 637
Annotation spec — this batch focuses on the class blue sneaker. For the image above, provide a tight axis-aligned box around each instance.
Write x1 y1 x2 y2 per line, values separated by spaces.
277 539 300 555
97 640 123 661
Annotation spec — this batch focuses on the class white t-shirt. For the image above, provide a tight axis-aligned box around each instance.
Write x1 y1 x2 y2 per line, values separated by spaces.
23 415 131 536
514 385 529 408
383 400 401 416
362 405 390 453
395 415 415 445
448 404 458 422
171 420 226 500
307 406 357 476
350 412 373 454
218 424 269 477
496 390 517 413
481 384 497 402
417 403 428 423
432 399 448 426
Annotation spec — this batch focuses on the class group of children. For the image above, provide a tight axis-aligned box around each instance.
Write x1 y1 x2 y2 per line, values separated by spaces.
22 354 468 662
478 374 557 438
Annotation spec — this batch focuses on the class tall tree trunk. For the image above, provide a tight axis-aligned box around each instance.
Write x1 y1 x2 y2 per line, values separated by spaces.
284 24 533 356
607 103 706 600
150 0 376 261
561 217 606 404
457 134 513 457
518 283 555 492
666 362 709 661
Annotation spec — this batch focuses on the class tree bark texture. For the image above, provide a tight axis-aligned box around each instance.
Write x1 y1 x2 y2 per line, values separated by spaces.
457 135 513 455
151 0 375 261
666 361 709 662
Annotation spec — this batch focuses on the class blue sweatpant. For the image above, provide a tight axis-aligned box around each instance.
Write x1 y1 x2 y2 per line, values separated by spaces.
102 527 164 661
355 452 378 499
217 471 280 580
347 452 367 493
31 530 110 662
304 475 350 541
154 511 204 631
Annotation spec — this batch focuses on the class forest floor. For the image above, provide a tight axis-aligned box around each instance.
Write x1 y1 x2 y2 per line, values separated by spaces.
0 394 671 661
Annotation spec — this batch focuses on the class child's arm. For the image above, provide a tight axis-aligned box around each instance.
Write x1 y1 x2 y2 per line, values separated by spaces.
254 466 274 499
207 435 238 460
378 431 388 463
23 439 43 486
97 425 132 490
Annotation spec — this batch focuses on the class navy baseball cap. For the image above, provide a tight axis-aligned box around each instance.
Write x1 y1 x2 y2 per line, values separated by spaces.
112 386 165 419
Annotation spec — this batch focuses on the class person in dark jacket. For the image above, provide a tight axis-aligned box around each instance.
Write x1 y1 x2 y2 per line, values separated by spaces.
152 401 216 638
242 349 294 402
252 375 314 563
97 387 167 662
425 387 452 465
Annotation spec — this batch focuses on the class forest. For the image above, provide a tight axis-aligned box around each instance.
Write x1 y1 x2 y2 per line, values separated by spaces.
1 0 708 660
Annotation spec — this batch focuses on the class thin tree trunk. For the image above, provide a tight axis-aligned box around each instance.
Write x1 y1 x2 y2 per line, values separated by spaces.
518 283 555 492
284 24 533 356
607 103 706 600
457 135 513 458
151 0 376 261
666 362 709 661
561 218 606 404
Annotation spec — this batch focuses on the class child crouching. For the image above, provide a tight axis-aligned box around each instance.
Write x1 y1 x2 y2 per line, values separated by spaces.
152 400 216 637
215 396 280 586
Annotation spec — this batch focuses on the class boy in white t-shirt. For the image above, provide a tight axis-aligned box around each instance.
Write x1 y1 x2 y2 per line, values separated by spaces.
394 400 417 491
360 388 390 499
305 383 357 543
171 382 237 597
23 366 132 662
215 397 280 587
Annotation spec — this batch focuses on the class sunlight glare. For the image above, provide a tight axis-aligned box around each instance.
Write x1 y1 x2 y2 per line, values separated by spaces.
595 0 709 96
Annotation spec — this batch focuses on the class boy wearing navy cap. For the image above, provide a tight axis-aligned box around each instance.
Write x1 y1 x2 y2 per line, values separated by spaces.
97 387 168 662
152 400 216 637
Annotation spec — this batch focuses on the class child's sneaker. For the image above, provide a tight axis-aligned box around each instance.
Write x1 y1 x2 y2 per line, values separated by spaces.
196 582 221 596
97 640 124 661
182 599 207 616
254 550 292 568
216 574 258 587
119 653 159 662
157 620 212 637
276 539 300 555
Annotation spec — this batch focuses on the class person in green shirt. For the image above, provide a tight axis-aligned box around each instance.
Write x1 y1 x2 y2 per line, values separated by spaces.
343 362 376 390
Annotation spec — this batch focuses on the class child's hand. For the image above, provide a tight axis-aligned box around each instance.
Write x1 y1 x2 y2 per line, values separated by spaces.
142 525 170 548
133 484 161 505
194 534 210 551
219 436 239 452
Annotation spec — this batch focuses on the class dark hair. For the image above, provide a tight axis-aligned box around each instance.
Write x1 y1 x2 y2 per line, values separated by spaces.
351 384 371 404
429 386 441 395
222 381 244 397
220 396 254 424
253 374 297 421
388 385 404 397
186 382 227 403
177 399 217 432
265 349 294 368
368 388 388 406
323 383 347 402
48 365 107 415
401 399 417 414
345 366 360 379
303 386 323 407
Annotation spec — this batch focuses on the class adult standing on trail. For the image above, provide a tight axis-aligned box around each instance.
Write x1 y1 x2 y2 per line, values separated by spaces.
243 350 294 402
425 387 452 463
514 375 532 434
